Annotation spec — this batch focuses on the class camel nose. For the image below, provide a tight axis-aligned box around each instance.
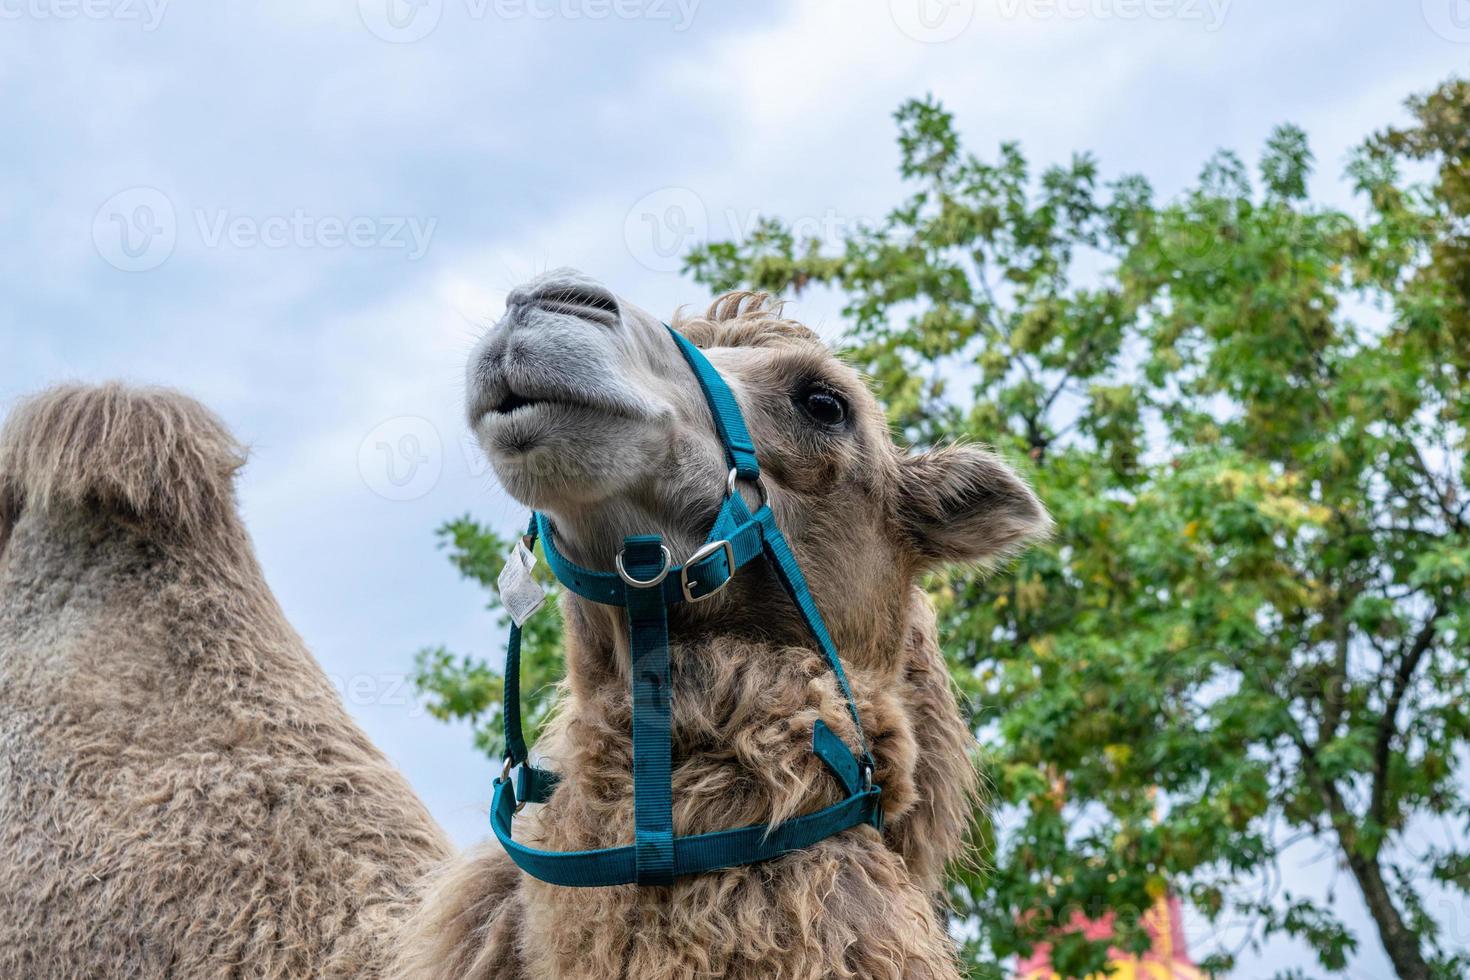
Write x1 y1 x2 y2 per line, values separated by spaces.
505 269 621 329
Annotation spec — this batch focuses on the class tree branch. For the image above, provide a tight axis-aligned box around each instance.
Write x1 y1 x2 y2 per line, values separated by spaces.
1039 333 1098 417
1321 601 1351 742
1408 442 1467 534
1369 601 1445 830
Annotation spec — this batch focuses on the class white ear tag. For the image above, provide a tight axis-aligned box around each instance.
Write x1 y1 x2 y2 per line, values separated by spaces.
498 538 547 627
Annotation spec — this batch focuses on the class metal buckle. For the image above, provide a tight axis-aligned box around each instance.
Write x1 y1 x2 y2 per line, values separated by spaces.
725 467 769 507
614 545 672 588
681 539 735 604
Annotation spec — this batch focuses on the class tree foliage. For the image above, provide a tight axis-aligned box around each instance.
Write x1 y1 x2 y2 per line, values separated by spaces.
412 517 564 761
413 77 1470 978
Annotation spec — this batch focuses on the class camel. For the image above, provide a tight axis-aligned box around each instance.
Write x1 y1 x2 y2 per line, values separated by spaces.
0 269 1048 979
0 383 452 978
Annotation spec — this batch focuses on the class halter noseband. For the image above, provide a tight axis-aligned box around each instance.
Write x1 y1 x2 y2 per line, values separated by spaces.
492 326 882 888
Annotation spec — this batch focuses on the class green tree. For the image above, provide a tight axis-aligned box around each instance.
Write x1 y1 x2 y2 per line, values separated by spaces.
413 79 1470 978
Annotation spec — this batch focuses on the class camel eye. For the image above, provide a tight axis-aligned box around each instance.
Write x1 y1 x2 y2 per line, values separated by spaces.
797 385 848 428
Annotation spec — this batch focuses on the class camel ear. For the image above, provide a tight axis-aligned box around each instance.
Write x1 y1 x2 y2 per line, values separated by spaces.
895 446 1050 566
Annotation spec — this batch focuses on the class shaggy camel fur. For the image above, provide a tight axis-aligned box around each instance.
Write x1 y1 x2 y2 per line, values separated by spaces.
391 587 979 980
0 384 451 979
0 277 1045 979
394 273 1049 980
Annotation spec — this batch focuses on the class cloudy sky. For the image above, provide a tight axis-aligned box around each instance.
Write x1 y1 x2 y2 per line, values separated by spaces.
2 1 1465 974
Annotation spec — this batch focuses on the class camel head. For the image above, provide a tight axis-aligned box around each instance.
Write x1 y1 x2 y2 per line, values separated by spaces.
467 268 1050 665
419 269 1059 979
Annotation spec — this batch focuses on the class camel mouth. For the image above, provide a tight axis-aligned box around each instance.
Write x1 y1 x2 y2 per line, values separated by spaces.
471 371 656 472
474 383 632 429
491 391 542 416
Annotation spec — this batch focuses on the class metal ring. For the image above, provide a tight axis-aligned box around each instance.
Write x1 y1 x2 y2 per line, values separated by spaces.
725 467 769 507
614 545 673 588
500 757 528 813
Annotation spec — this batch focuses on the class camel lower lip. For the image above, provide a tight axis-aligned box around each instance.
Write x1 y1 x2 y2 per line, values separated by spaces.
476 398 644 443
478 398 648 464
477 388 643 425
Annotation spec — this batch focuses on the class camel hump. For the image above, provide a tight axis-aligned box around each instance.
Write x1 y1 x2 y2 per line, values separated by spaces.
0 382 246 540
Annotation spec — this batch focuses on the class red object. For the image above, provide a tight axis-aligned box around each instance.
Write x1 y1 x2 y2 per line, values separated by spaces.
1015 894 1204 979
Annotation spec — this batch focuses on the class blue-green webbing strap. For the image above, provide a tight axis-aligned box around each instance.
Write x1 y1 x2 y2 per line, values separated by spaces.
664 328 868 762
509 503 873 783
504 623 529 765
535 506 762 607
502 514 539 768
753 505 873 768
490 768 880 887
667 328 760 481
623 536 676 886
503 499 765 801
490 326 883 888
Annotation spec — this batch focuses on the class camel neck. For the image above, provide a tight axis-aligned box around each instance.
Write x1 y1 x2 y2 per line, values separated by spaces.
507 627 962 979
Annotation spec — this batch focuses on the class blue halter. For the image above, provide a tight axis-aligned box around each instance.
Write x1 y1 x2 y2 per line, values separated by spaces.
491 326 882 888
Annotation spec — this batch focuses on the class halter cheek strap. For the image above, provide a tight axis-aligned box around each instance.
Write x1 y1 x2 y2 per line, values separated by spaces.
492 326 881 888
